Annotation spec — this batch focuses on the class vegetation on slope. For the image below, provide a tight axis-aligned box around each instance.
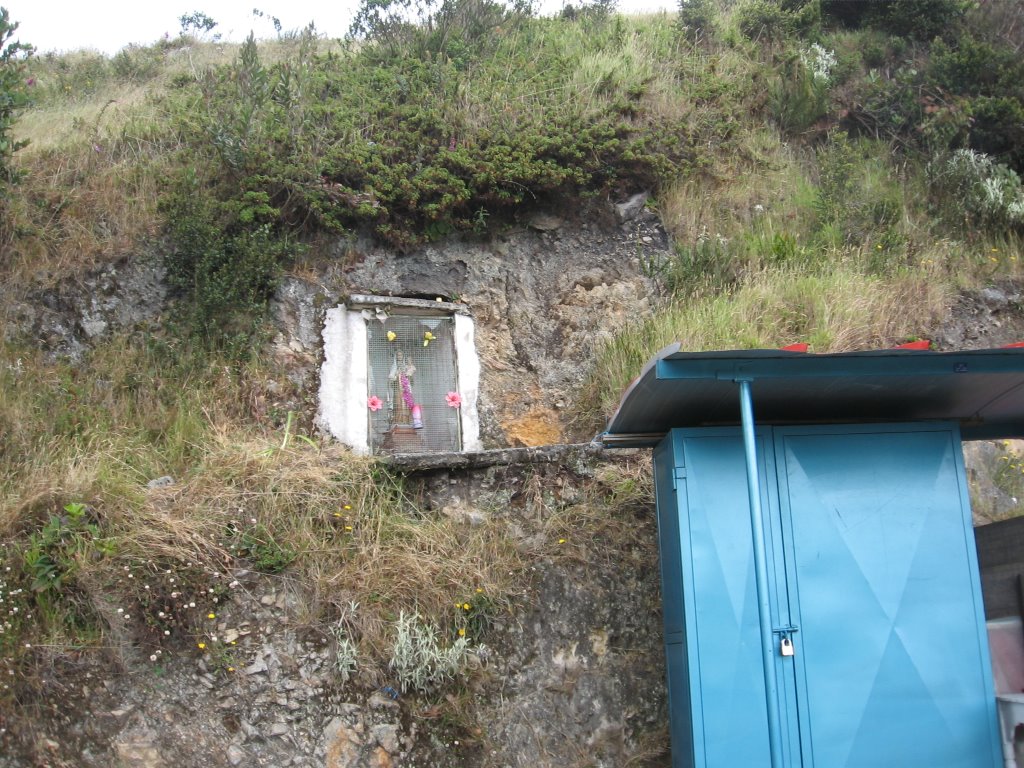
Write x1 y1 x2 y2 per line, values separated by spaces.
1 0 1024 755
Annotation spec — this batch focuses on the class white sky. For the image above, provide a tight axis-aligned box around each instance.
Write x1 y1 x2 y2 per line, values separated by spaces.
5 0 672 56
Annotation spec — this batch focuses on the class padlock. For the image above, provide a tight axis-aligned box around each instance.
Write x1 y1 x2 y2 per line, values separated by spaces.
780 636 795 657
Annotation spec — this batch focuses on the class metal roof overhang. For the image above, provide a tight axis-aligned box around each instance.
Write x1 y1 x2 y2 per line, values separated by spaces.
602 345 1024 448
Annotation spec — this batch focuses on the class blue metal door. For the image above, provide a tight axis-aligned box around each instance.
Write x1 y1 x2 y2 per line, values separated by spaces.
656 424 1001 768
656 429 801 767
775 426 1001 768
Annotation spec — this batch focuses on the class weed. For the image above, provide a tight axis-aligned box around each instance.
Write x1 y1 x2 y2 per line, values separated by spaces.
389 610 485 693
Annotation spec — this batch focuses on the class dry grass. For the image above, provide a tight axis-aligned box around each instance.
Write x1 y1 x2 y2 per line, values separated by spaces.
579 265 953 427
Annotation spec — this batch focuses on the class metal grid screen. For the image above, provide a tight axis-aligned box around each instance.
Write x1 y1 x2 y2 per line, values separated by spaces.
367 314 461 454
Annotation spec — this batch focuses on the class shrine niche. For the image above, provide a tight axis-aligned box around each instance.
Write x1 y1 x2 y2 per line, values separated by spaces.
318 295 481 455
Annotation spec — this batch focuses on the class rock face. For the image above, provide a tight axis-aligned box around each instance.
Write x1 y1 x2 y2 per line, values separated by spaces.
1 254 167 360
276 198 668 447
0 449 668 768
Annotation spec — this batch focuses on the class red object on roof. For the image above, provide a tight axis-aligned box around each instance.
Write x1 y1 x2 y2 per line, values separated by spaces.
895 340 931 350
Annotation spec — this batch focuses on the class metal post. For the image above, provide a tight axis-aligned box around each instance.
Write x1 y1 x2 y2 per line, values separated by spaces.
737 378 784 768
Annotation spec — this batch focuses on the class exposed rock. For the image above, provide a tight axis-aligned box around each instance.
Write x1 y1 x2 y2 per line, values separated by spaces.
525 212 564 231
0 452 665 768
933 281 1024 350
614 191 650 224
324 215 666 445
114 728 166 768
1 254 166 360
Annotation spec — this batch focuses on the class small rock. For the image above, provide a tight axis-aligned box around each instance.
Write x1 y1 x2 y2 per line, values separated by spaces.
270 722 290 737
368 691 400 711
227 745 246 766
981 287 1009 307
147 476 174 489
614 191 649 224
526 212 563 232
244 657 268 675
372 724 401 754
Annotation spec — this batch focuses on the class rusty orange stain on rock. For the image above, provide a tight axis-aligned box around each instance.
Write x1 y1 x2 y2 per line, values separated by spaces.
503 407 563 447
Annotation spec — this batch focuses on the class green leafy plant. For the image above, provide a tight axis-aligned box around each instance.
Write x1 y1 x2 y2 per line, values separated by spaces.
927 149 1024 232
179 10 220 42
24 502 112 594
230 522 296 573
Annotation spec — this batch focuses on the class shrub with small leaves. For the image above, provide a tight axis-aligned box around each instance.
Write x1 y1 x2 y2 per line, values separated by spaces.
0 7 33 190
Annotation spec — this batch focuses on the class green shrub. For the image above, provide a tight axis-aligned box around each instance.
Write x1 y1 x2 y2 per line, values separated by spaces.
927 148 1024 231
678 0 716 41
822 0 967 41
162 170 292 353
769 43 834 133
736 0 821 46
970 97 1024 173
0 7 32 189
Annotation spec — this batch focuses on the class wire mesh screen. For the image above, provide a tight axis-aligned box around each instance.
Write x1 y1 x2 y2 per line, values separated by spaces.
367 314 462 454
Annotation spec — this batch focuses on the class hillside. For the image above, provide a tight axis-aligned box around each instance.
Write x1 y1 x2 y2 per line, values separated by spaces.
2 0 1024 765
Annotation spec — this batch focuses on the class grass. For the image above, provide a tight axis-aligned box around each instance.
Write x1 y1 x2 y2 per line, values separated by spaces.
0 322 660 714
578 265 953 428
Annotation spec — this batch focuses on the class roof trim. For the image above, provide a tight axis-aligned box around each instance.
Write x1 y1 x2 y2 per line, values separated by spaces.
603 346 1024 447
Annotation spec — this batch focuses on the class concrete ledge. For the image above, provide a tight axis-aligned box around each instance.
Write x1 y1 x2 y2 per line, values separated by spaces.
380 442 606 472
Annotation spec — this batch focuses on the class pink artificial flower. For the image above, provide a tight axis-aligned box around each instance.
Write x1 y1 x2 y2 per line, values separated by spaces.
367 395 383 412
445 391 462 408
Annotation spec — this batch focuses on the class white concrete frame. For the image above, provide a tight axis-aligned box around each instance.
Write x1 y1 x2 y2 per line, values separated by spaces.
317 297 481 454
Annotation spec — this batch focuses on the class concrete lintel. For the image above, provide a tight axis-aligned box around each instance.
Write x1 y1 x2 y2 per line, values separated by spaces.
348 294 471 316
381 443 607 473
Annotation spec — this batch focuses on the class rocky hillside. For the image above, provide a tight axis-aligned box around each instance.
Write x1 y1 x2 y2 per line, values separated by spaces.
3 1 1024 765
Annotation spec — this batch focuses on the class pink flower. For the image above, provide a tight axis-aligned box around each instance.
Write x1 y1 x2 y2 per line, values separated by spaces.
367 395 383 412
445 391 462 408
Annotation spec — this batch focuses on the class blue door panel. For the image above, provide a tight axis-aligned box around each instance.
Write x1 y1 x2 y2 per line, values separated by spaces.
776 427 1001 768
654 437 694 767
678 433 774 767
655 424 1000 768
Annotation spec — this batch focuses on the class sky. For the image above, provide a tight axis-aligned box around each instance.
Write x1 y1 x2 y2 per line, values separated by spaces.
5 0 673 56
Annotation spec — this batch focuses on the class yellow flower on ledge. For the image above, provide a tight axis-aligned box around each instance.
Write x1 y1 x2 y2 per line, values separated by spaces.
387 331 397 342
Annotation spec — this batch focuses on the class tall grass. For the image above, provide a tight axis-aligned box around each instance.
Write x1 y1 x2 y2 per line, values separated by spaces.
579 265 951 428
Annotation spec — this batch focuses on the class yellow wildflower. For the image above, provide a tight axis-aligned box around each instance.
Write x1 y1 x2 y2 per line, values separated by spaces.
387 331 397 342
458 628 466 637
197 642 206 650
462 602 471 611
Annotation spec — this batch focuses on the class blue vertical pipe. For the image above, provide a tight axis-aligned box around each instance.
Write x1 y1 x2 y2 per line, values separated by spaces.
737 378 784 768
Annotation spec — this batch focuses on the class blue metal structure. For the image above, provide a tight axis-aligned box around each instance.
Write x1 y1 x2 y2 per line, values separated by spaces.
603 346 1024 768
